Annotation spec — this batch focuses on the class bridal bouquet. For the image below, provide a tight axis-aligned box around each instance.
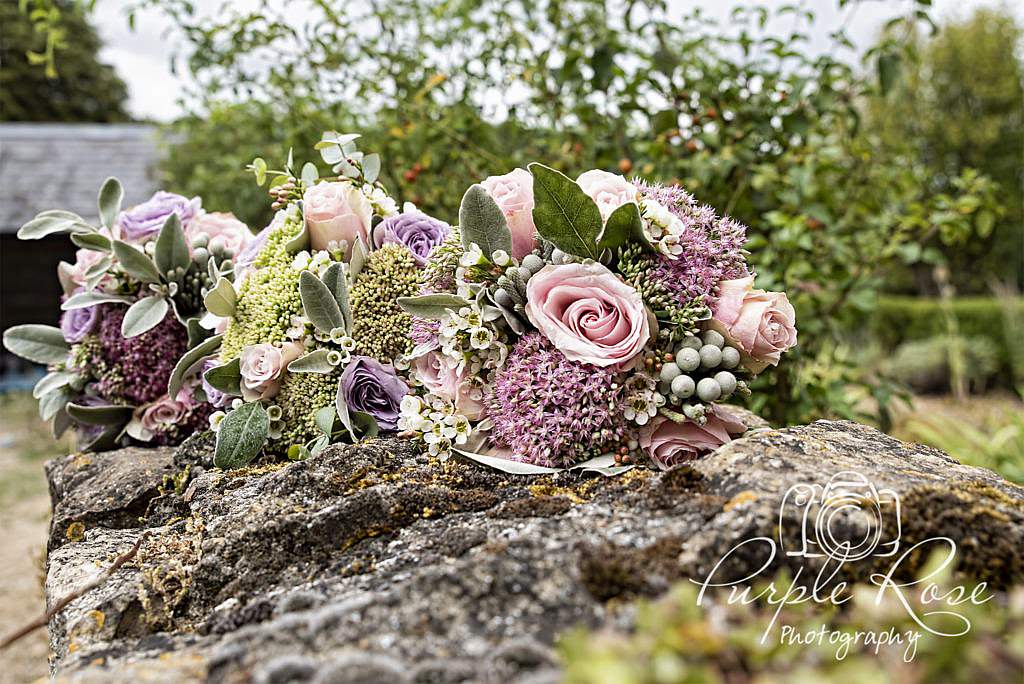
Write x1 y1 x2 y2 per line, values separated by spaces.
2 181 253 450
185 133 450 468
397 165 797 471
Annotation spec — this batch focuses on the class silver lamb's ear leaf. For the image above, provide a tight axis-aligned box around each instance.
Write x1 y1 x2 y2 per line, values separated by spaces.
70 231 112 252
154 213 190 278
17 211 92 240
321 262 352 333
2 324 69 364
214 402 269 469
299 270 344 333
397 294 471 320
61 291 133 310
33 371 76 399
39 388 72 422
288 349 335 374
65 402 134 426
285 222 310 255
349 236 369 278
204 277 237 317
98 177 124 230
112 240 161 283
167 333 223 397
121 296 169 338
335 379 357 442
458 184 512 257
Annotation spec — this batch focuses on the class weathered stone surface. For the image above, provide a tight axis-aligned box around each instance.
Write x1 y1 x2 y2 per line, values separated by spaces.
43 421 1024 682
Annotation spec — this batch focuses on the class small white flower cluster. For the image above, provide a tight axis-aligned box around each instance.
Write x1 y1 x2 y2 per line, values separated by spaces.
438 303 508 376
291 249 336 277
640 198 686 259
398 394 471 458
622 373 665 426
362 184 398 217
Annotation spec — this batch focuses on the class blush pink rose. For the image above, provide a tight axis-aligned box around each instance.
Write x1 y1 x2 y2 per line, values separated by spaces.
639 408 747 470
239 342 304 401
303 181 373 256
126 393 190 442
481 168 537 259
57 248 108 295
712 275 797 369
411 351 485 420
525 262 649 368
576 169 638 222
188 212 254 255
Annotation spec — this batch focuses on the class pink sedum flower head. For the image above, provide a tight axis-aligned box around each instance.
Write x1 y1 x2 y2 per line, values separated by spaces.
480 168 537 260
188 212 253 255
639 407 747 470
525 262 649 368
411 351 485 420
576 169 638 222
239 342 304 402
711 275 797 371
303 181 373 257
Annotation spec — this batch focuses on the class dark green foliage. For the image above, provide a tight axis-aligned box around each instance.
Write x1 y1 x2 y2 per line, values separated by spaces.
0 0 129 122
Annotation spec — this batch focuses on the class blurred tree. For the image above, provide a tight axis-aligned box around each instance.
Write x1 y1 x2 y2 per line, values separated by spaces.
0 0 130 122
866 8 1024 292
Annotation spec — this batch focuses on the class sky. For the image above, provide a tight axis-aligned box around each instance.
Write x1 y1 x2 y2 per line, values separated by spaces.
92 0 1022 122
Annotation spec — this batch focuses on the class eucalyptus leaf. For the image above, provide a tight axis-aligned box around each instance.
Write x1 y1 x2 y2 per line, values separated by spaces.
308 433 331 457
2 324 69 364
33 371 76 399
155 213 190 277
121 296 169 338
112 240 162 283
288 349 336 374
397 294 470 320
301 162 319 184
97 177 124 230
321 262 352 332
65 402 134 426
61 291 134 310
458 184 512 257
70 231 112 252
314 405 337 435
299 270 344 332
204 277 237 317
203 357 241 395
362 153 381 183
214 402 269 469
167 334 223 397
528 163 603 260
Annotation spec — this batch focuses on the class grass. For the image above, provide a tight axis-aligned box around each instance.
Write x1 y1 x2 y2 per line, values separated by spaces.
0 391 74 506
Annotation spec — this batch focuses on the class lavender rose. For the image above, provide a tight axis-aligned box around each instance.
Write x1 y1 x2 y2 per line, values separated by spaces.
639 408 746 470
340 356 409 430
372 210 450 266
60 303 99 343
117 191 201 244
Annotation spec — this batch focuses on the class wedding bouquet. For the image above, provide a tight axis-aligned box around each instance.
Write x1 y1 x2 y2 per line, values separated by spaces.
187 133 450 468
2 180 253 450
397 165 797 471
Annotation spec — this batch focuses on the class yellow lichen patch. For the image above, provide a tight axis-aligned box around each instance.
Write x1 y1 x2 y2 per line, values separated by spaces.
225 461 291 479
724 490 758 511
137 518 204 630
66 521 86 542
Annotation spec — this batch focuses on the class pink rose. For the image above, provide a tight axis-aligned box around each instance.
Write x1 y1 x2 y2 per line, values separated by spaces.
57 248 107 295
712 275 797 370
639 408 747 470
303 182 373 256
188 212 253 255
412 351 485 420
126 394 190 442
481 168 537 260
525 262 649 368
239 342 304 401
576 169 638 222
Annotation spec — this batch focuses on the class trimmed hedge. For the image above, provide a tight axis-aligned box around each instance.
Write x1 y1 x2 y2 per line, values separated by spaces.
869 296 1024 383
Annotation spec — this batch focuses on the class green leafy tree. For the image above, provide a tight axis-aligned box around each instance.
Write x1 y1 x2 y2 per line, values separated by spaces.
0 0 130 122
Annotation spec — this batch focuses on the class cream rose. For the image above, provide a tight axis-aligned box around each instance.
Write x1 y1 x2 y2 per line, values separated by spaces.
525 262 649 368
303 181 373 256
712 275 797 370
57 248 108 295
412 351 485 420
639 408 746 470
480 168 537 259
188 212 254 255
576 169 638 222
238 342 304 401
126 394 190 442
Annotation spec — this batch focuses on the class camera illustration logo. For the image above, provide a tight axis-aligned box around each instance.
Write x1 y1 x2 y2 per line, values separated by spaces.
779 471 902 562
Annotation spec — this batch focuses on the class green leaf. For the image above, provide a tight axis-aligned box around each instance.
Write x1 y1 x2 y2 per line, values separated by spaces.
528 163 603 260
878 52 901 95
204 277 237 317
597 202 649 253
652 108 678 136
97 177 124 230
154 213 190 277
288 349 335 374
362 153 381 184
252 157 267 186
214 402 269 469
976 209 995 237
299 270 344 332
65 402 134 426
112 240 161 283
397 294 471 320
121 296 169 338
61 291 133 310
458 184 512 257
321 262 351 333
70 231 112 252
203 357 241 395
314 405 337 435
33 371 75 399
2 324 69 364
17 210 92 239
349 410 379 439
168 334 223 397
